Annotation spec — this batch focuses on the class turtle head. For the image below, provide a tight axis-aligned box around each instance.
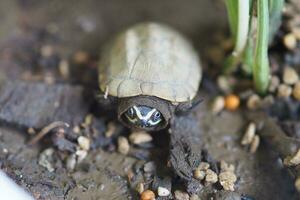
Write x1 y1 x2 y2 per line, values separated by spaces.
124 105 163 129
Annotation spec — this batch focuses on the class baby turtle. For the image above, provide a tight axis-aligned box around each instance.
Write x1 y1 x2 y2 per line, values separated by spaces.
99 22 202 131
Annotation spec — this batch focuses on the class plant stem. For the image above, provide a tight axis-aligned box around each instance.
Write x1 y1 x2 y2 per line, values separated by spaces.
253 0 270 94
224 0 250 74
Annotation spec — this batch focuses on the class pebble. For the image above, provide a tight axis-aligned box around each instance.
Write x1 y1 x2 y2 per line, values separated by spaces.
284 149 300 166
211 96 225 114
144 161 156 173
73 51 89 64
277 84 292 97
27 127 36 135
136 182 145 194
73 126 81 134
190 194 200 200
292 81 300 100
105 122 116 138
241 122 256 145
140 190 155 200
193 168 206 180
76 150 88 163
217 76 232 93
117 136 130 155
40 45 54 58
38 148 55 172
59 59 70 78
246 94 262 110
220 160 235 173
205 169 218 184
283 33 297 50
250 135 260 153
295 177 300 192
129 131 153 144
198 162 210 170
174 190 189 200
77 136 90 151
268 76 280 92
219 171 237 191
292 28 300 40
84 114 93 126
66 154 77 171
283 67 299 85
157 186 170 197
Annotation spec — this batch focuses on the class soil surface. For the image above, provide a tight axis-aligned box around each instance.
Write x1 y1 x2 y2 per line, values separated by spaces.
0 1 299 200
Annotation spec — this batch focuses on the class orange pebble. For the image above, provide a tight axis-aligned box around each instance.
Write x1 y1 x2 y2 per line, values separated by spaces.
224 94 240 111
140 190 155 200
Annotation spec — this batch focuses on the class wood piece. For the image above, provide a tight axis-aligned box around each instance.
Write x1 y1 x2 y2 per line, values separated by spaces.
0 81 92 129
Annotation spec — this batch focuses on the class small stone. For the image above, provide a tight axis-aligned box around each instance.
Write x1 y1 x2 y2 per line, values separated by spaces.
76 150 88 163
211 96 225 114
129 131 153 144
117 136 130 155
217 76 232 93
246 94 262 110
174 190 189 200
250 135 260 153
73 51 89 64
283 33 297 50
140 190 155 200
277 84 292 97
136 182 144 194
205 169 218 184
73 126 81 134
144 161 156 173
77 136 90 151
268 76 280 92
295 177 300 192
66 154 77 171
194 168 206 180
105 122 116 138
293 81 300 100
241 122 256 145
84 114 93 126
219 171 237 191
190 194 200 200
27 127 36 135
198 162 210 170
292 28 300 40
284 149 300 166
220 160 235 173
59 59 70 78
261 95 275 107
40 45 54 58
38 148 55 172
157 186 170 197
283 67 299 85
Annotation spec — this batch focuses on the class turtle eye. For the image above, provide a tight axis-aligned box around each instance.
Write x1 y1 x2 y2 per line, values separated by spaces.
127 107 135 118
152 111 161 121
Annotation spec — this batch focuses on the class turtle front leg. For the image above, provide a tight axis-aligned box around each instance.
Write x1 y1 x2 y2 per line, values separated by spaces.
169 113 205 193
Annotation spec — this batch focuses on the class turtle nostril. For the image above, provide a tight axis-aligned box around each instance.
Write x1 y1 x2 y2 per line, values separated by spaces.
140 119 148 127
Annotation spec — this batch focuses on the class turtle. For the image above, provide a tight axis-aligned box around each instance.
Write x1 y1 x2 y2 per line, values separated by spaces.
98 22 202 131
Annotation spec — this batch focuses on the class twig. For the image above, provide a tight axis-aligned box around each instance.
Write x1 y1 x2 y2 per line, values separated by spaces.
28 121 69 146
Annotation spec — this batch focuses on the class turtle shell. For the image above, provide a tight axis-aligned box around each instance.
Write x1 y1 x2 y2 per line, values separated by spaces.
99 22 202 103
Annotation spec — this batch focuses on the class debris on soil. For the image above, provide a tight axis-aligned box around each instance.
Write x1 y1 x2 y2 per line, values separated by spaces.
219 171 237 191
129 131 153 144
283 67 299 85
211 96 225 114
157 186 170 197
277 84 292 97
174 190 189 200
28 121 69 145
38 148 55 172
249 135 260 154
205 169 218 184
224 94 240 111
117 136 130 155
284 149 300 167
241 122 256 145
